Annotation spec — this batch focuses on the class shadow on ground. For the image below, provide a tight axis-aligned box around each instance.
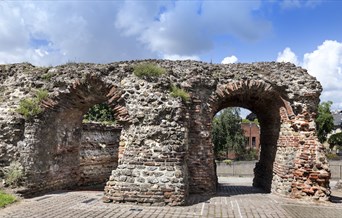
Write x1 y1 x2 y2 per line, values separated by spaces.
187 183 266 205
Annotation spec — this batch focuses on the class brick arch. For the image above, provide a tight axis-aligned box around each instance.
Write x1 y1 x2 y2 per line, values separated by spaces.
21 75 130 194
187 78 329 201
187 80 290 194
215 80 286 192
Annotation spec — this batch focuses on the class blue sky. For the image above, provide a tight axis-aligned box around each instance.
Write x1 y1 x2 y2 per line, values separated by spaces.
1 0 342 110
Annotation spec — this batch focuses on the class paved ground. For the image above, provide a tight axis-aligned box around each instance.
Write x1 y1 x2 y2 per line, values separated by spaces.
1 177 342 218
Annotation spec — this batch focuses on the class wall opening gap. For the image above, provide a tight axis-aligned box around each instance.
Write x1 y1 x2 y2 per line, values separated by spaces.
77 102 121 190
212 107 262 195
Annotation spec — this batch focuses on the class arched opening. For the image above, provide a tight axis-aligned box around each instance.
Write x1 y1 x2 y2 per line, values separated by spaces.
187 80 285 197
213 107 261 194
212 107 260 162
212 102 280 192
22 76 129 194
213 81 283 193
79 103 121 187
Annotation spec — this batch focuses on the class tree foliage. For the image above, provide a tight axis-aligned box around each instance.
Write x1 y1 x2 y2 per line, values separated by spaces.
212 108 246 158
328 132 342 149
241 118 259 125
83 103 116 124
316 101 334 143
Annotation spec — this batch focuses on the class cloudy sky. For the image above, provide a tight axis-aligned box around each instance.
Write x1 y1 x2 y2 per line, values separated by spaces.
1 0 342 110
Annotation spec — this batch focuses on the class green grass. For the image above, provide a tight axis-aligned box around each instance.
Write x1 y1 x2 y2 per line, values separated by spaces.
16 89 49 119
41 72 54 81
133 63 165 78
0 191 16 207
170 85 190 102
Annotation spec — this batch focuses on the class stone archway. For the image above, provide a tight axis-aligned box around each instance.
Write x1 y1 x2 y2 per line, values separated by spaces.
18 75 130 194
0 60 330 205
187 80 286 194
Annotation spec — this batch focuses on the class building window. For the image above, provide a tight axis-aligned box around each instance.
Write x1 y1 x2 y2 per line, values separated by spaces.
246 137 250 147
252 137 256 147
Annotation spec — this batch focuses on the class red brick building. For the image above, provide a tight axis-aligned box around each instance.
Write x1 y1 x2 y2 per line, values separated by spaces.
226 122 261 160
241 122 260 151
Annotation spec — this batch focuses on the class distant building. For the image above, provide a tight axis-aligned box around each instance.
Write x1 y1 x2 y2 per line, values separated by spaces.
327 111 342 154
331 111 342 134
226 122 260 160
241 122 260 151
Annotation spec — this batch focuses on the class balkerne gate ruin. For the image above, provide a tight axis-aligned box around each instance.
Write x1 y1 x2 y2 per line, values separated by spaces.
0 60 330 205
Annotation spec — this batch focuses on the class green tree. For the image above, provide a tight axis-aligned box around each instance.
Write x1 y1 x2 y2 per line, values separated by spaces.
328 132 342 149
241 118 259 125
83 103 116 124
316 101 334 143
212 108 246 159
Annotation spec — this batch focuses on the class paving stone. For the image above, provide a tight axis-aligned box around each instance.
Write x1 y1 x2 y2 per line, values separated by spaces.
2 181 341 218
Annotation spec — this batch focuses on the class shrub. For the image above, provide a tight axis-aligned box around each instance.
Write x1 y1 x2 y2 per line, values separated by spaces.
0 191 16 207
326 152 340 160
170 85 190 102
83 103 116 125
1 162 24 187
16 89 48 119
133 63 165 78
41 72 54 81
223 159 233 165
35 89 49 102
328 132 342 149
241 148 259 161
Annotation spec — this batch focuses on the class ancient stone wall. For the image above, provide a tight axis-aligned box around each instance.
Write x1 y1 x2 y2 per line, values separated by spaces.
0 60 330 205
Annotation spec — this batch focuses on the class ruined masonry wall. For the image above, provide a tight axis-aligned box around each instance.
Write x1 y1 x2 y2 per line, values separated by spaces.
0 60 329 205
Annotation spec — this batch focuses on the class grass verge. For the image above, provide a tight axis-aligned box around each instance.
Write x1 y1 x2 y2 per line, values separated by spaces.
0 191 16 207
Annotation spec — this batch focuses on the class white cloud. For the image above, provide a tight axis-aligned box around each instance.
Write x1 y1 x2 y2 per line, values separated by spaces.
116 0 271 56
0 1 155 66
0 0 275 67
277 40 342 109
280 0 322 9
163 54 200 61
0 1 271 66
281 0 301 8
276 47 299 65
221 55 238 64
303 40 342 108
